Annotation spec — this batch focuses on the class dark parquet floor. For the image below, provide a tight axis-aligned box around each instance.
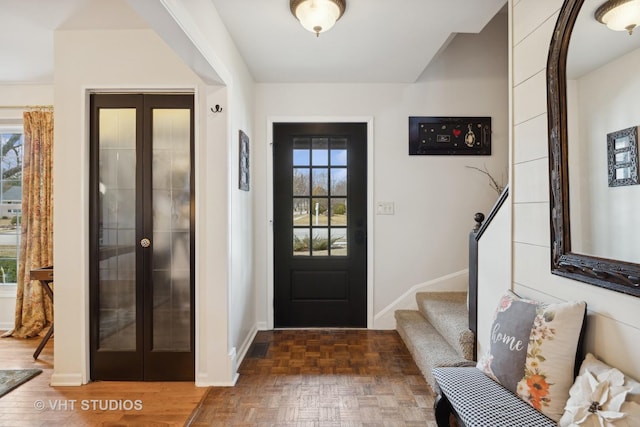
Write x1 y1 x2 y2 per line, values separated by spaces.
186 329 438 427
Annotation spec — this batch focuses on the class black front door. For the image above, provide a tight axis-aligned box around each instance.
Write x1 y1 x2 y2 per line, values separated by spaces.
273 122 367 327
89 94 195 380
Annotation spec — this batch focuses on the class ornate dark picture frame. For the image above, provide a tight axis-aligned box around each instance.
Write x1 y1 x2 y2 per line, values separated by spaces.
607 126 639 187
239 130 250 191
547 0 640 297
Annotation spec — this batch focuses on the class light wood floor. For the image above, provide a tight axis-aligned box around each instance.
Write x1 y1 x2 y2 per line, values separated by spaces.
0 334 207 426
1 330 437 427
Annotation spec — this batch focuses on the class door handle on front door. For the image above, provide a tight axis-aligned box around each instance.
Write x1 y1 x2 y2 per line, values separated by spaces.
355 218 366 245
140 238 151 248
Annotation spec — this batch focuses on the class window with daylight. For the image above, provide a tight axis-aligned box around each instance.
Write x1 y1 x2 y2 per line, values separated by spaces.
0 127 23 285
292 136 348 257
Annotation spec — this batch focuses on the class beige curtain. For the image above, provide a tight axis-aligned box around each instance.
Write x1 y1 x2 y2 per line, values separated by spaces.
5 110 54 338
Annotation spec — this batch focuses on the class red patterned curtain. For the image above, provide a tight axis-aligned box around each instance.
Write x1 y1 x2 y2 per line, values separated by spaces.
4 110 53 338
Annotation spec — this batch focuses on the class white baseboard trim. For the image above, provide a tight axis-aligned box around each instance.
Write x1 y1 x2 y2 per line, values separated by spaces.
372 269 469 330
256 321 268 331
195 346 241 387
195 373 238 387
235 324 258 372
50 372 84 386
0 322 14 330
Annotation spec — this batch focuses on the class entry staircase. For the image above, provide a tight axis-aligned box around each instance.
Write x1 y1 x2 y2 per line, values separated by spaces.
395 292 475 391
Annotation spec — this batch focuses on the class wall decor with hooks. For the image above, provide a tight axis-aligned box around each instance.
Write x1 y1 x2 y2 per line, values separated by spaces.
408 116 491 155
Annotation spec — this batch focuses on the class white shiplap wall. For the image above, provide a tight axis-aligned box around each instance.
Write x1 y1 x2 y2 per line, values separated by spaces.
510 0 640 380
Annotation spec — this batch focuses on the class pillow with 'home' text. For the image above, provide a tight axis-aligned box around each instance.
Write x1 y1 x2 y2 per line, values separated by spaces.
476 290 586 422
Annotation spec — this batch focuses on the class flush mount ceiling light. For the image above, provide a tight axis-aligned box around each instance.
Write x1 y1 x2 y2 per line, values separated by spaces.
595 0 640 35
290 0 346 37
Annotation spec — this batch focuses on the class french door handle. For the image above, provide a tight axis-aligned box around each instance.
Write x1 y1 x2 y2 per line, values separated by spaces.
140 238 151 248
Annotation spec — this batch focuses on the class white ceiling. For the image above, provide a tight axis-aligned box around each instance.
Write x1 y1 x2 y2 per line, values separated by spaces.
0 0 149 84
210 0 506 83
0 0 506 85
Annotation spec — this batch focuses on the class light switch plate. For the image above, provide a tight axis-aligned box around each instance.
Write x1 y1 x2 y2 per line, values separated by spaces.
376 202 395 215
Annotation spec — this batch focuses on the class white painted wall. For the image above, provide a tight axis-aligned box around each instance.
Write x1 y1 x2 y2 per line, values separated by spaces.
253 13 509 329
568 48 640 263
0 85 54 117
0 286 16 330
510 0 640 380
50 0 257 387
53 27 204 385
0 84 54 330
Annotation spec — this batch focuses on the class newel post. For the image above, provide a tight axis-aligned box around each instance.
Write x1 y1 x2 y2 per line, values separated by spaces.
468 212 484 361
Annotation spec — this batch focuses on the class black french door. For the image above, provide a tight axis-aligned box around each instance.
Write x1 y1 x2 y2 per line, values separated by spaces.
273 122 367 327
89 94 194 380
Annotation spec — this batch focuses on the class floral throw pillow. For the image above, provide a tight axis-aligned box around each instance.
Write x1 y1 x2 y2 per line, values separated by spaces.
559 354 640 427
476 290 586 421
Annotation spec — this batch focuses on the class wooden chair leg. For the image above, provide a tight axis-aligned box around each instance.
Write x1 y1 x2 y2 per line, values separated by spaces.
434 392 453 427
33 324 53 359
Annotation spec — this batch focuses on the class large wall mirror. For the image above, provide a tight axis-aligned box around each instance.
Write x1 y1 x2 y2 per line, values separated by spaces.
548 0 640 297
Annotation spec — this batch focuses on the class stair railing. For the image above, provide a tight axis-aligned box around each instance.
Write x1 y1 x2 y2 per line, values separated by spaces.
468 185 509 360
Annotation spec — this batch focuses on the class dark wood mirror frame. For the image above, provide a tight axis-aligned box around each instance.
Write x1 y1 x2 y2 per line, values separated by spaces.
548 0 640 297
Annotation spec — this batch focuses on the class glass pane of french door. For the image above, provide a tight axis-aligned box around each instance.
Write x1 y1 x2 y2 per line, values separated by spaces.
97 108 137 351
151 109 191 352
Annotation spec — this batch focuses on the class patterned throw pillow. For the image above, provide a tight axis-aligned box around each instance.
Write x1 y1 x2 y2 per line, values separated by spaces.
476 290 586 421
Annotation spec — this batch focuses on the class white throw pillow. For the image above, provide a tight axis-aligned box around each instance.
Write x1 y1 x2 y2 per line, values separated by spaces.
559 353 640 427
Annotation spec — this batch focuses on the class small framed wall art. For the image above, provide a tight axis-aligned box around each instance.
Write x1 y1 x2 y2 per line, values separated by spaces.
239 130 250 191
409 116 491 155
607 126 639 187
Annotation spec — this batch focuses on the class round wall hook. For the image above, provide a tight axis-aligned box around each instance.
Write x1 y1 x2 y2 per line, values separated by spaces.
211 104 223 113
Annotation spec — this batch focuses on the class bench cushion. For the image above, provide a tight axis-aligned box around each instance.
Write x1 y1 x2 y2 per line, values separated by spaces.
433 367 556 427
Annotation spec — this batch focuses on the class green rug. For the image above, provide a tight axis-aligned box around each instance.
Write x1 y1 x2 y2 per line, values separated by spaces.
0 369 42 398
